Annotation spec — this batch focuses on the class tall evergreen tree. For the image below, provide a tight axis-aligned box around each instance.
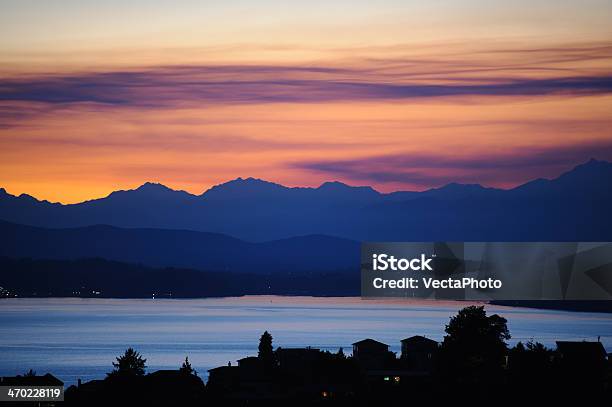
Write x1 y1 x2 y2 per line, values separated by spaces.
180 356 196 376
258 331 275 367
108 348 146 378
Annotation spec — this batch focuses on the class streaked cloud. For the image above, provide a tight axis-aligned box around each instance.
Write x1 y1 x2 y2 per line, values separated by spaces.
1 66 611 109
293 141 612 188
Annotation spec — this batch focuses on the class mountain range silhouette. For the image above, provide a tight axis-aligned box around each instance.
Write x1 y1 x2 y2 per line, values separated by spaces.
0 220 358 273
0 158 611 287
1 159 611 243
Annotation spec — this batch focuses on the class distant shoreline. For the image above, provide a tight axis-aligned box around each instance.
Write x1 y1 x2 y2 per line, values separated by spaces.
2 295 611 314
489 300 612 314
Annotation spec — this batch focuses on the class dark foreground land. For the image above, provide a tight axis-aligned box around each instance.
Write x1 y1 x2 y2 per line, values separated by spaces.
2 305 611 406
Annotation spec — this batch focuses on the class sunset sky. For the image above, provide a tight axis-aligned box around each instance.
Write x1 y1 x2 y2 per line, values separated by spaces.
1 0 612 203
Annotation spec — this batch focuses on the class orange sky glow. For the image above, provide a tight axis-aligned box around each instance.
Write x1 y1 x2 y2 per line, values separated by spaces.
1 1 612 203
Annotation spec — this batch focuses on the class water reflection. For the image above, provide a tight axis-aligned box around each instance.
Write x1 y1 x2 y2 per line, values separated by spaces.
1 296 610 385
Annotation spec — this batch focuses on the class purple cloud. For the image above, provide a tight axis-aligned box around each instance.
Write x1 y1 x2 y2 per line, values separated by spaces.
1 65 611 108
292 142 612 188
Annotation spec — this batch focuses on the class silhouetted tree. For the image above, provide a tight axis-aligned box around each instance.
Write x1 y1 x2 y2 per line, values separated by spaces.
337 347 346 359
180 356 197 376
258 331 275 367
108 348 146 378
440 306 510 382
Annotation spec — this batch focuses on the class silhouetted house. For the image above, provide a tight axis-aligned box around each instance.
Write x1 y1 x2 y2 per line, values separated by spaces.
1 374 63 406
147 369 204 386
274 347 325 396
231 356 260 380
1 373 63 387
276 347 321 374
556 340 608 389
352 339 395 370
207 365 240 392
238 356 260 369
556 340 607 365
76 378 105 391
353 339 389 359
209 359 278 400
146 369 205 403
66 370 205 405
65 379 107 404
400 336 438 371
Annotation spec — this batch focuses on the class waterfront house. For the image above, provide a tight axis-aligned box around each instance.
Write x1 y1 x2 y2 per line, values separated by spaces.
400 335 439 371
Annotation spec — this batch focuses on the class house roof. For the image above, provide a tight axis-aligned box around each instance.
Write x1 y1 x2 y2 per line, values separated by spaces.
80 379 105 387
208 366 238 373
276 347 320 354
69 379 106 394
352 338 389 347
238 356 259 362
148 369 182 377
237 356 260 367
556 341 607 357
1 373 63 386
401 335 438 345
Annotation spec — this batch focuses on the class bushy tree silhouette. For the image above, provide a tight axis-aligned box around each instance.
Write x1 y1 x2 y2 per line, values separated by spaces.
180 356 197 376
440 305 510 382
108 348 146 378
258 331 275 367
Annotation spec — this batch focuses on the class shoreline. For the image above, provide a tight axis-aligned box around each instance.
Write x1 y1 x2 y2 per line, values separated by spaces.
1 295 611 314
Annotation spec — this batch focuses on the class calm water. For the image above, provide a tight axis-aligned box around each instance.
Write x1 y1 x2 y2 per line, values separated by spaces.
1 296 611 386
